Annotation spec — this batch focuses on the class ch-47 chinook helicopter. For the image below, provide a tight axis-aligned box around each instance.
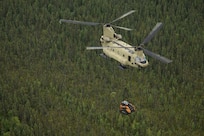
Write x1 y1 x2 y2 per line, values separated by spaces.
59 10 172 69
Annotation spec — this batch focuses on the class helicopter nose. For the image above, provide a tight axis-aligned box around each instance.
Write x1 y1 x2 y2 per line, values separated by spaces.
135 57 149 67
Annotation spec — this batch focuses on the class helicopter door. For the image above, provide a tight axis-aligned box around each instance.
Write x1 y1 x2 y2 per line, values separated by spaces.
128 56 131 62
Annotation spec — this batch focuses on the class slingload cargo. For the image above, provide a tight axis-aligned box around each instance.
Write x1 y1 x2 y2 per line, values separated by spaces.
119 100 136 115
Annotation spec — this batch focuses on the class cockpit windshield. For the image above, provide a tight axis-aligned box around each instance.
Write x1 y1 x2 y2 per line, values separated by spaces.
135 57 146 64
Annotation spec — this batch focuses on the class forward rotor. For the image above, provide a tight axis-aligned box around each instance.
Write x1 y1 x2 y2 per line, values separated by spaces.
137 22 172 63
140 22 163 45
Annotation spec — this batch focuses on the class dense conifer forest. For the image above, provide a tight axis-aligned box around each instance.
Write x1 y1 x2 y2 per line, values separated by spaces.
0 0 203 135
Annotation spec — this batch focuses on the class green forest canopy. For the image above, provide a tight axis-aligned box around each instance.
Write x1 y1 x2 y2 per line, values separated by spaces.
0 0 203 135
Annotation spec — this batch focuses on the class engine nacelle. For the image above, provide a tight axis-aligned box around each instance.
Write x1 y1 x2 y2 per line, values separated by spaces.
100 36 110 42
114 34 122 39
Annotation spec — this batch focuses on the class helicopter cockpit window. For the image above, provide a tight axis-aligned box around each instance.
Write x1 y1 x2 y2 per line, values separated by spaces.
136 57 140 62
136 57 146 64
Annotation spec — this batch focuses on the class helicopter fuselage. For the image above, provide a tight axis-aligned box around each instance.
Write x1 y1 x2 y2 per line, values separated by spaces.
100 25 149 68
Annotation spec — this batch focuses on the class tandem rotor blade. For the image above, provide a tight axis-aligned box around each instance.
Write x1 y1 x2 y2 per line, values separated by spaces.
141 22 163 45
86 47 109 50
142 47 172 63
59 19 101 26
109 10 136 24
111 24 133 31
86 46 126 50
